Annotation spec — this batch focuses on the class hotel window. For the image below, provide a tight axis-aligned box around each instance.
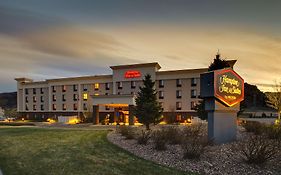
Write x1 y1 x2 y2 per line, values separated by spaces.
176 90 182 99
83 93 88 101
117 82 122 89
83 103 87 110
41 105 44 111
33 96 37 103
73 94 78 101
26 104 29 111
52 104 56 111
33 105 37 111
52 95 56 101
25 96 28 103
40 88 44 94
176 114 182 121
40 96 44 103
33 88 36 94
176 79 182 87
94 83 99 91
25 89 29 95
83 84 88 91
73 104 78 111
62 94 66 102
94 93 99 96
117 92 121 95
159 102 164 111
105 83 110 90
191 101 197 110
159 91 164 99
176 102 182 110
105 93 109 95
191 90 197 98
105 105 110 111
131 81 136 89
52 86 56 93
63 104 67 111
159 80 164 88
62 85 66 92
191 78 197 86
73 85 78 92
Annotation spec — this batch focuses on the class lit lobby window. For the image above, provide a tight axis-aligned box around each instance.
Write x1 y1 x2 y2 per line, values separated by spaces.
83 93 88 101
94 83 99 90
176 79 182 87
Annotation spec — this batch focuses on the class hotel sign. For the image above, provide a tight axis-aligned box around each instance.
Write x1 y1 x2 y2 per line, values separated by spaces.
124 70 141 78
214 68 244 107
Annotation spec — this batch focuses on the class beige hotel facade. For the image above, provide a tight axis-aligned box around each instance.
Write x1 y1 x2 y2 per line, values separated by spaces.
15 62 208 125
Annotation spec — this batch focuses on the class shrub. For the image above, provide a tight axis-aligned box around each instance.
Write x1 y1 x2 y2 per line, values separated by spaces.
242 121 265 135
236 134 281 164
163 126 182 145
136 130 151 145
264 125 281 140
181 124 209 159
117 125 135 140
152 129 168 151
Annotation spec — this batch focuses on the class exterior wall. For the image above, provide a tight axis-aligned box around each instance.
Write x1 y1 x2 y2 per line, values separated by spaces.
15 63 207 121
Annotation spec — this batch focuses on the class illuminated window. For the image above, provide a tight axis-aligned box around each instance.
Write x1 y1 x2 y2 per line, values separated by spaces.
176 114 182 121
176 102 182 110
191 90 197 98
94 83 99 90
191 101 197 110
94 93 99 96
176 79 182 87
83 93 88 100
176 90 182 99
191 78 197 86
159 91 164 99
63 104 67 111
159 80 164 88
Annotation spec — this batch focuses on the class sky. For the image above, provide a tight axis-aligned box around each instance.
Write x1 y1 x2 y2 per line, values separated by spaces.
0 0 280 92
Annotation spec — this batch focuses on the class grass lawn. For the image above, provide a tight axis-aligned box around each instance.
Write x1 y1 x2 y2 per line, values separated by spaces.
0 127 191 175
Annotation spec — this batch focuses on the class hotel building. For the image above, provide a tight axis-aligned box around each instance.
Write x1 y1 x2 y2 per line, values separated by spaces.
15 62 208 124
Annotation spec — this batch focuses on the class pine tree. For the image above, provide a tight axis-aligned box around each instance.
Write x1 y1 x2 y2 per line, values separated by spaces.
135 74 162 130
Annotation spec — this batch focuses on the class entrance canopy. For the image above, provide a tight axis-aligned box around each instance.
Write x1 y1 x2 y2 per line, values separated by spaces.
92 94 136 106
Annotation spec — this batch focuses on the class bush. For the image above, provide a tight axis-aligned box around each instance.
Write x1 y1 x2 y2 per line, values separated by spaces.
181 124 209 159
136 130 151 145
264 125 281 140
163 126 182 145
236 134 281 164
242 121 265 135
152 129 168 151
117 125 135 140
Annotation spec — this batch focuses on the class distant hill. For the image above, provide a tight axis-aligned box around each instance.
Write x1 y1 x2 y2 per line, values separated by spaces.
0 92 17 109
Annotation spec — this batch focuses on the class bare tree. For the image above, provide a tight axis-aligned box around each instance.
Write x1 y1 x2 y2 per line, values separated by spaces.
266 81 281 120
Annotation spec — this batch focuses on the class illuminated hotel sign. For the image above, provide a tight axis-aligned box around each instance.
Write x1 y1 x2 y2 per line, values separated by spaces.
124 70 141 78
214 68 244 107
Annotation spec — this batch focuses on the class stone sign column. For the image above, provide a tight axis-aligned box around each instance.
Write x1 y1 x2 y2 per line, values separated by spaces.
93 105 99 125
200 68 244 144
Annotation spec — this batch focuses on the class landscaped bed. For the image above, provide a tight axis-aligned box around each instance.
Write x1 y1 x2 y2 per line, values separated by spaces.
0 127 190 175
108 124 281 175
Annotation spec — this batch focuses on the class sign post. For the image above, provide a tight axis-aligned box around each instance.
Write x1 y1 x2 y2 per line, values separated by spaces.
200 68 244 144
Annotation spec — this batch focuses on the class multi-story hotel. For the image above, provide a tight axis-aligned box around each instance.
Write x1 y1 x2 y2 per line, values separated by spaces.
15 62 210 124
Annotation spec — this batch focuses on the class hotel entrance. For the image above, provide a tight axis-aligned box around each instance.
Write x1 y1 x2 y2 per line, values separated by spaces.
92 94 136 125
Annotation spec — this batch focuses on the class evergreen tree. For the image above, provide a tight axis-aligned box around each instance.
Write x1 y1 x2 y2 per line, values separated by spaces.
208 53 230 71
135 74 162 130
